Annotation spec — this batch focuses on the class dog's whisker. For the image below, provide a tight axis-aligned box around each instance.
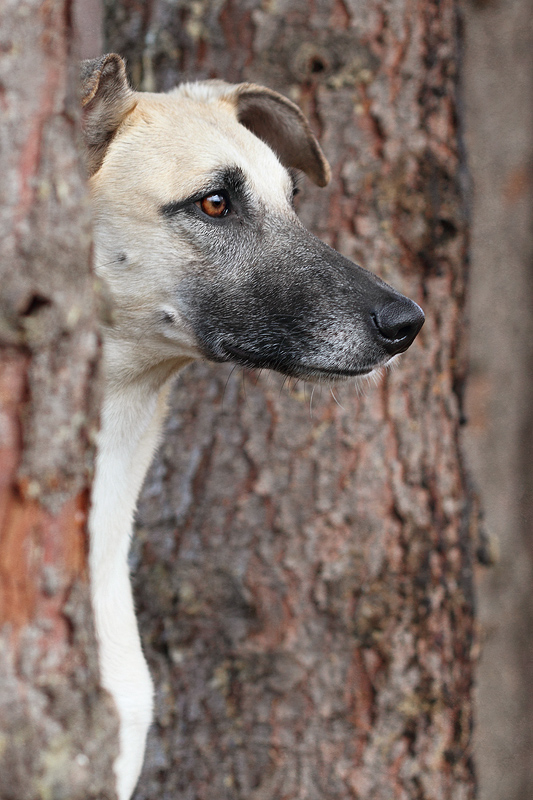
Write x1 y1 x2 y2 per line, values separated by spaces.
329 386 345 411
221 364 238 409
309 384 316 418
241 367 248 403
279 375 289 396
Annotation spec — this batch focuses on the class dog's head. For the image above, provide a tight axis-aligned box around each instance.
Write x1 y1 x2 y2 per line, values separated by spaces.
82 54 424 383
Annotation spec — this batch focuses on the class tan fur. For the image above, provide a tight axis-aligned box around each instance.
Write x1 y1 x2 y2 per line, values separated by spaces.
90 84 318 386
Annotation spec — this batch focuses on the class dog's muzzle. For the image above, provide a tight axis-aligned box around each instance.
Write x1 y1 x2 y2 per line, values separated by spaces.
179 225 425 381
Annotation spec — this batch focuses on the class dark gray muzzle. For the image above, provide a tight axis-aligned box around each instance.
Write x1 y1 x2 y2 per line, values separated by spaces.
180 221 425 380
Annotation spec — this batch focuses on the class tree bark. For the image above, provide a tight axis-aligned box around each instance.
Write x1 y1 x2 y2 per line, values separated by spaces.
462 1 533 797
105 2 477 798
0 2 117 797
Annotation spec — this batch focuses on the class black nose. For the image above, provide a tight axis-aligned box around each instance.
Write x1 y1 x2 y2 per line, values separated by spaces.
372 297 425 355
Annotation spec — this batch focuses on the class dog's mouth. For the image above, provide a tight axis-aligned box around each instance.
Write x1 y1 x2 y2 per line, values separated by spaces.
220 341 378 380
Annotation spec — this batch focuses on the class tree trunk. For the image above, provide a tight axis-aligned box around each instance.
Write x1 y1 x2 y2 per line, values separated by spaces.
105 2 477 798
462 1 533 798
0 2 117 797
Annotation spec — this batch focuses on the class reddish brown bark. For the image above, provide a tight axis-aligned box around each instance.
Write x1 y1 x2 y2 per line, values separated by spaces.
0 2 116 797
105 1 478 798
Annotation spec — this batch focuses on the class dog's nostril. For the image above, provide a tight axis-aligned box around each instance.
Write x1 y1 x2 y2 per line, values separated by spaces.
372 299 425 355
396 323 416 340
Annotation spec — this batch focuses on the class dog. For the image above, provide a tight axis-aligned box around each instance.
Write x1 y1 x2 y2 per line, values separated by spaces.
81 53 424 800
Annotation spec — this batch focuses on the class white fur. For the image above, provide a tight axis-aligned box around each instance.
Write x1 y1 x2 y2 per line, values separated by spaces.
89 365 179 798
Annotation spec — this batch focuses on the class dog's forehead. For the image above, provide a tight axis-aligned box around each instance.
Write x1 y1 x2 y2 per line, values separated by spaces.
107 90 293 209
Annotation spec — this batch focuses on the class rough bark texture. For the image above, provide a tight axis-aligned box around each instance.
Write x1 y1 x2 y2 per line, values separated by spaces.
462 1 533 798
105 2 477 798
0 2 117 797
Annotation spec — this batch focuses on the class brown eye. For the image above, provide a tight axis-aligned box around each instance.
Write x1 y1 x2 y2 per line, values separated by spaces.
197 192 230 218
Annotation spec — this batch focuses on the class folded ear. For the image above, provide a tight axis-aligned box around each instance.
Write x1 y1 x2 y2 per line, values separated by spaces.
232 84 331 187
80 54 137 175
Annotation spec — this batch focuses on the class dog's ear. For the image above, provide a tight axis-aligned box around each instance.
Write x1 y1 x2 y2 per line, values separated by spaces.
80 54 136 175
233 84 331 187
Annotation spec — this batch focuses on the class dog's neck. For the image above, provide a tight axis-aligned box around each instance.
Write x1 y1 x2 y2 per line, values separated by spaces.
87 334 192 799
89 336 190 582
